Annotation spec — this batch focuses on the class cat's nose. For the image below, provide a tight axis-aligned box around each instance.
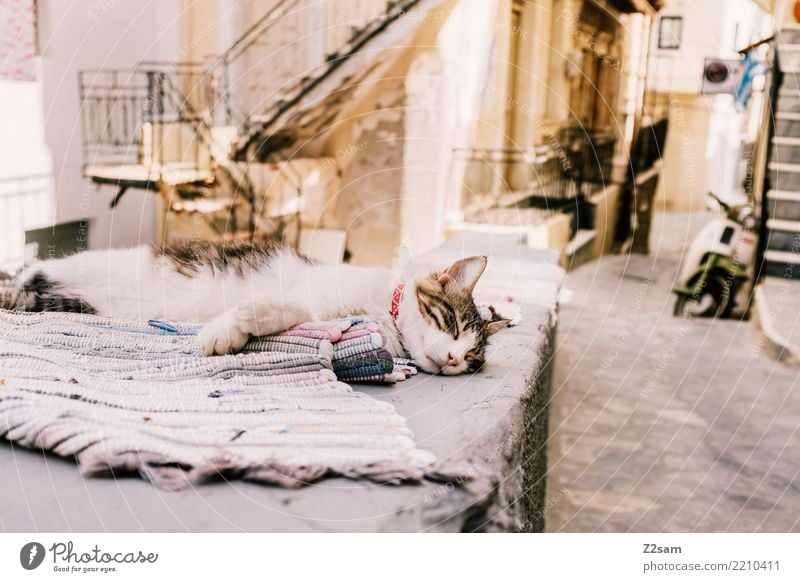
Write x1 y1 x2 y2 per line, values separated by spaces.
445 352 460 367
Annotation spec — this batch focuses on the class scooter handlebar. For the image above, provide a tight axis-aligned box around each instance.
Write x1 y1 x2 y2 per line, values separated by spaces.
708 191 731 211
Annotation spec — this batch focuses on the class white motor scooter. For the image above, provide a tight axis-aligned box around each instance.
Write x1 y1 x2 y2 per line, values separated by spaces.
673 192 758 318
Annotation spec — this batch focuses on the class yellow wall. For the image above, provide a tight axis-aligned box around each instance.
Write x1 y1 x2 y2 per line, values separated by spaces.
470 0 582 152
781 0 798 24
181 0 221 62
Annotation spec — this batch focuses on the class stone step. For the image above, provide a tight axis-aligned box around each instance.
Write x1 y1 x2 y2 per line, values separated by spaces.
754 277 800 364
767 189 800 221
767 189 800 201
780 26 800 46
782 71 800 94
780 45 800 72
771 136 800 164
777 90 800 113
764 249 800 278
767 218 800 231
765 219 800 252
768 161 800 190
775 112 800 138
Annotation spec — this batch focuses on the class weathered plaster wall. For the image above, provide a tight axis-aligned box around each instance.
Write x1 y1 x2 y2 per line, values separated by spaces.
323 0 505 264
402 52 449 256
306 0 640 265
330 77 406 266
315 2 452 265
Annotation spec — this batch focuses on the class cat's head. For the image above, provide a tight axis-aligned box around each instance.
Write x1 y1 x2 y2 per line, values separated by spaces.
397 256 510 375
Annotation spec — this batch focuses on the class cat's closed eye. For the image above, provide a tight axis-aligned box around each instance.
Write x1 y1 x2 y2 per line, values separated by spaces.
464 350 484 371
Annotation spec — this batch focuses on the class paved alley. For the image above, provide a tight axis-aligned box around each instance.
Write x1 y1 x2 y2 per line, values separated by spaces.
545 213 800 532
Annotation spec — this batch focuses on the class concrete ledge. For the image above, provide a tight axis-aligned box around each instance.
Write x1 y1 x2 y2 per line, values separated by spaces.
447 210 572 256
753 280 800 365
564 229 596 270
0 235 564 532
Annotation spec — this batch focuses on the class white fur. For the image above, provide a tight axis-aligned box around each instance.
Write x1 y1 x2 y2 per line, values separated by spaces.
20 246 485 374
395 276 477 376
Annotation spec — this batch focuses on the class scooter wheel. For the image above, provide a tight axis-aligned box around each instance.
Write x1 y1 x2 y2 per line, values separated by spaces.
674 275 735 318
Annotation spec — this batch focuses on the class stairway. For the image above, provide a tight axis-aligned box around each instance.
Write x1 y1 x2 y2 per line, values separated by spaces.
78 0 437 239
764 28 800 279
229 0 428 162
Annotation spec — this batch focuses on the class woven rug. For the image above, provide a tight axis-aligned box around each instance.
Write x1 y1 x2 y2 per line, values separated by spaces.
0 309 435 490
247 317 417 383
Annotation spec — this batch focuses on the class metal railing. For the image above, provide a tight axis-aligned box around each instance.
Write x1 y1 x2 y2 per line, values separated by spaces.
79 64 215 169
78 0 409 168
453 145 575 209
75 0 430 243
453 131 617 213
231 0 421 159
755 39 782 284
208 0 396 131
79 69 150 167
0 174 54 268
559 127 617 197
210 0 305 128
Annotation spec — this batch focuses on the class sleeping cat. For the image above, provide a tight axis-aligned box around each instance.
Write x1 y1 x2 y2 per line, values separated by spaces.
0 241 509 375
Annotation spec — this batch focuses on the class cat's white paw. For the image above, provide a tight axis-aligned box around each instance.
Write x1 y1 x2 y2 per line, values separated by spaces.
198 313 250 356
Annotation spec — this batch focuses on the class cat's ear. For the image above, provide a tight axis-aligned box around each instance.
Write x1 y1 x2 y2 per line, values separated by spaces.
437 256 487 292
486 319 511 336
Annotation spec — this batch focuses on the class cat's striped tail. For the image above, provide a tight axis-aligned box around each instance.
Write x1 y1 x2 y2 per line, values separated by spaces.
0 275 35 311
0 271 96 313
0 270 31 311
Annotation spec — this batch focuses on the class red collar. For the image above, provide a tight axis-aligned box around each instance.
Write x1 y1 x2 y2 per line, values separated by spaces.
390 283 405 321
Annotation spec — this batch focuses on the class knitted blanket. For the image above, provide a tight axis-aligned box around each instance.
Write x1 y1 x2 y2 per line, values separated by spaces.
248 317 417 383
0 309 433 490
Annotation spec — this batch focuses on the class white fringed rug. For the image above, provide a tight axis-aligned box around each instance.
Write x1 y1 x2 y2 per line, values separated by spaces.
0 309 435 490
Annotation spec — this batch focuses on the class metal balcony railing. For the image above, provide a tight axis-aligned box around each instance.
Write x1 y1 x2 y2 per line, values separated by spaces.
453 146 575 210
76 0 421 241
78 63 215 171
0 174 53 268
453 130 617 215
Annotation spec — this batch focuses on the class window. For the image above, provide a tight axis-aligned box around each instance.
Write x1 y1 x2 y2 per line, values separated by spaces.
658 16 683 50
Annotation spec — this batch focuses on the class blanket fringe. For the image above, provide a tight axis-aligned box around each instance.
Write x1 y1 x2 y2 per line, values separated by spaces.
0 309 435 490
